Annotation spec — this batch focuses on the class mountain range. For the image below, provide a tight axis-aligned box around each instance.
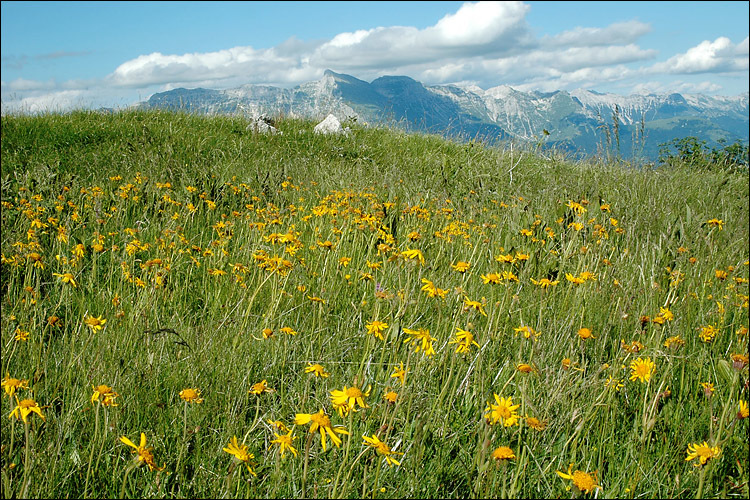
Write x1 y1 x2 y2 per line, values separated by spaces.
136 69 749 161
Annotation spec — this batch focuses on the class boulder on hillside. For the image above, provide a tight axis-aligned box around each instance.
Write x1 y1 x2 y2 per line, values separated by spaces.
247 116 282 135
313 114 350 135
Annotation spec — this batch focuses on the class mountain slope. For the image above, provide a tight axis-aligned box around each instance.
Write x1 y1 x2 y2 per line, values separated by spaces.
136 70 748 160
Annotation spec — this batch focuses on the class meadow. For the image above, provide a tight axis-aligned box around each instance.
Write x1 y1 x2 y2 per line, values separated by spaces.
0 110 748 499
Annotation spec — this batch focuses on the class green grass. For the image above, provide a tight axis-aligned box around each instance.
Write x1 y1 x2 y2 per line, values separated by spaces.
1 109 748 499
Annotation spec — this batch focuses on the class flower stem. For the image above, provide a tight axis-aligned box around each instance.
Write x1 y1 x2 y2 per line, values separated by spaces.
84 403 101 498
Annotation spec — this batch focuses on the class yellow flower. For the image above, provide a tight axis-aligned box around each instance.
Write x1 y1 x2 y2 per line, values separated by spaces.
514 325 540 341
383 391 398 404
463 297 487 316
91 384 119 406
362 434 403 466
179 388 204 404
365 320 389 340
659 307 674 321
531 277 559 289
390 362 407 385
249 380 275 396
223 435 257 475
516 363 536 374
738 400 749 420
699 325 718 343
14 329 29 342
449 327 480 354
2 374 29 398
706 218 723 230
120 433 165 471
270 429 299 458
53 272 77 288
280 326 298 336
481 273 502 285
577 328 595 340
451 261 470 273
9 397 45 423
629 357 655 384
403 327 436 357
84 314 107 332
685 441 721 466
525 416 548 431
491 446 515 461
484 394 520 427
294 409 349 451
664 335 685 349
400 248 425 266
556 464 600 494
330 385 371 417
305 363 330 378
565 273 585 285
420 278 448 298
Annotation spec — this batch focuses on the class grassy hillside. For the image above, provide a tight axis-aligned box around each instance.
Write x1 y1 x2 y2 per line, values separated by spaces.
1 110 748 499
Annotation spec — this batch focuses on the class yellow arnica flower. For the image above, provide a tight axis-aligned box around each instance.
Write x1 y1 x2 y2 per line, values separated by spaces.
685 441 721 466
223 436 257 475
2 373 29 398
270 429 298 458
577 328 595 340
525 416 548 431
383 391 398 404
294 409 349 452
492 446 515 461
484 394 520 427
92 384 119 406
365 320 389 340
330 385 371 417
629 357 655 384
420 278 448 298
463 297 487 317
401 248 425 266
391 362 407 385
362 434 403 466
9 398 45 423
531 277 559 289
84 314 107 332
738 400 749 420
249 380 275 395
120 433 165 472
449 327 480 354
514 325 540 340
53 272 77 287
699 325 718 343
556 464 600 494
179 388 204 403
403 327 436 357
305 363 330 378
452 261 470 273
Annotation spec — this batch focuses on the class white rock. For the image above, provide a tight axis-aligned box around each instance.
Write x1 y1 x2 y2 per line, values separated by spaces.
313 114 349 135
247 116 281 135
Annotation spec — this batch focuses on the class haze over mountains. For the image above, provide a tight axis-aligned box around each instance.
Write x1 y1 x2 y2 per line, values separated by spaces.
136 70 749 161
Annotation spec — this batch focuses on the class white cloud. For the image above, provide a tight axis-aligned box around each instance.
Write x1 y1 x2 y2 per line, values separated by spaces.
549 20 652 47
651 37 749 74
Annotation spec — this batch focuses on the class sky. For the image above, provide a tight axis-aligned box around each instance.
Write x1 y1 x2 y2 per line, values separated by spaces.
1 1 748 113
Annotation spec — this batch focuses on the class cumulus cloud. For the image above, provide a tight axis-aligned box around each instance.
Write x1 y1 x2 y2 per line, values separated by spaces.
650 36 749 74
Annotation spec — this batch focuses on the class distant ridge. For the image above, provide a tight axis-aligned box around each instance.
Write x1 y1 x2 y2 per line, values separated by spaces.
136 69 749 160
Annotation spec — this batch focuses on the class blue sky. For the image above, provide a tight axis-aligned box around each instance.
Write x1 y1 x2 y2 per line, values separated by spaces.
1 1 748 112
